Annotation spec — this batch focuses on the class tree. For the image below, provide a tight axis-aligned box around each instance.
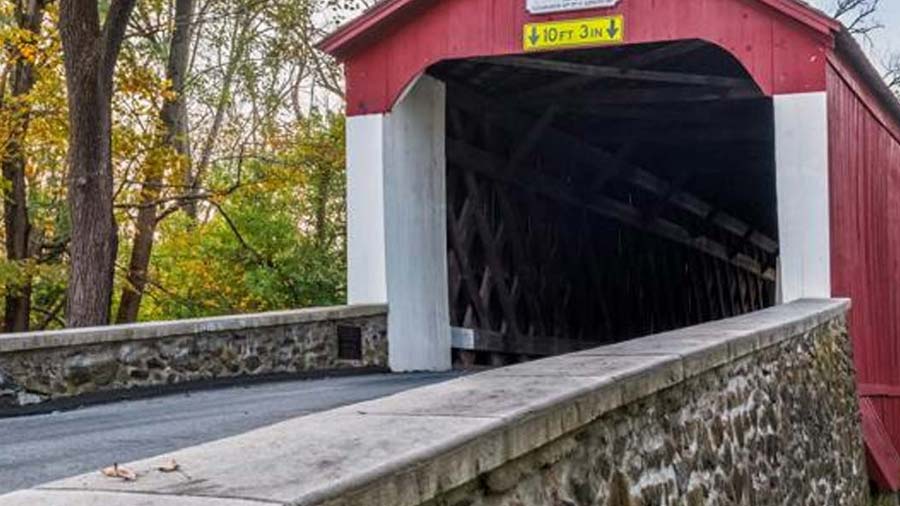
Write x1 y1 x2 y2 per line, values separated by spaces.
143 114 348 320
832 0 883 37
828 0 899 95
1 0 49 331
0 0 356 331
182 1 257 221
59 0 138 327
116 0 194 323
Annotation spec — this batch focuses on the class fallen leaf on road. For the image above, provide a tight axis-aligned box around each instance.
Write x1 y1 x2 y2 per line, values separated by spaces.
101 463 137 481
157 459 180 473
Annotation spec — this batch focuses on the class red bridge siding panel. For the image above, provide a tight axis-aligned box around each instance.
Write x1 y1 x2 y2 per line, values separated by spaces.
860 397 900 491
828 60 900 458
342 0 831 115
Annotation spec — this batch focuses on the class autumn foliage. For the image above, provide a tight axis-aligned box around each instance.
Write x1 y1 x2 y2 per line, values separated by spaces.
0 0 361 331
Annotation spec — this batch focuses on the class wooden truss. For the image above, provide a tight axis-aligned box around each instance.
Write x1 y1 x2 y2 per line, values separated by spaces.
441 79 777 357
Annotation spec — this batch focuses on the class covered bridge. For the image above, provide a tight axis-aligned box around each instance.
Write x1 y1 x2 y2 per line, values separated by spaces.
318 0 900 490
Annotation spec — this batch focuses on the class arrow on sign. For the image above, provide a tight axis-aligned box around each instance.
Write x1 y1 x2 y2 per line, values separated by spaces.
607 18 619 38
529 26 540 46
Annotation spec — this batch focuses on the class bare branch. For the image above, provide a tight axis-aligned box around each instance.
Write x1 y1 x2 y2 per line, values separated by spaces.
832 0 883 38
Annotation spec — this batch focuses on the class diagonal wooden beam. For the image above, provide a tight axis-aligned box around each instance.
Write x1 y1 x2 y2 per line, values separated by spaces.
447 200 493 331
462 170 524 339
504 105 560 174
447 137 775 281
445 81 779 256
472 56 755 89
642 170 693 223
584 141 638 195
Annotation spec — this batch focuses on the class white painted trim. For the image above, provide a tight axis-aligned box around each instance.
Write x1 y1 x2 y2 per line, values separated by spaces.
392 72 425 112
346 114 388 305
382 75 451 372
774 92 832 302
346 77 452 372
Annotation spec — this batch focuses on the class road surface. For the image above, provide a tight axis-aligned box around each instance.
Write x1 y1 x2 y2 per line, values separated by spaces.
0 372 459 494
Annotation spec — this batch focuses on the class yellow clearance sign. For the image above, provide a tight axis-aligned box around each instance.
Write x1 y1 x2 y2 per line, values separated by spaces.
523 15 624 51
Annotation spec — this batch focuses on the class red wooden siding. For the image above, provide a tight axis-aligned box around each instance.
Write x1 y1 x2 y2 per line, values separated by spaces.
860 397 900 490
340 0 833 115
828 59 900 460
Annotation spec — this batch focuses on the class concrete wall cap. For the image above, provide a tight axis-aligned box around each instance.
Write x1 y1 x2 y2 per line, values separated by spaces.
0 304 388 354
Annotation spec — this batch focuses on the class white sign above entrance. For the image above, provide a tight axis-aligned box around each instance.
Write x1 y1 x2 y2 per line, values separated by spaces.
527 0 621 14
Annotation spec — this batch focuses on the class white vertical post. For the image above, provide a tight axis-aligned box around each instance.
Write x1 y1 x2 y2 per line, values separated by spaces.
774 92 832 302
383 75 450 372
346 114 388 304
345 75 451 372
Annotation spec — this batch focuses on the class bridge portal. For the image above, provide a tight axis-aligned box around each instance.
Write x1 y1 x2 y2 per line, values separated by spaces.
323 0 900 491
328 32 829 372
435 42 780 367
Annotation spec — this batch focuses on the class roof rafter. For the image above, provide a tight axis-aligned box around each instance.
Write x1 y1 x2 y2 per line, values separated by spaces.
513 39 708 101
471 56 756 89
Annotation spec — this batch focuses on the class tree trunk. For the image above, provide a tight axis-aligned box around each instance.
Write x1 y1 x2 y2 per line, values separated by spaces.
60 0 136 327
1 0 47 333
63 57 117 328
117 0 194 324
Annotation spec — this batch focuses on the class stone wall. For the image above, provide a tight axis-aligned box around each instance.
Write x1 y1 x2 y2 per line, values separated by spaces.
431 311 867 506
0 300 869 506
0 305 387 412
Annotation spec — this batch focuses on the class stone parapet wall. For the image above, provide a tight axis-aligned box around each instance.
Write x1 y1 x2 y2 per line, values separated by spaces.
433 308 867 505
0 305 387 412
0 300 869 506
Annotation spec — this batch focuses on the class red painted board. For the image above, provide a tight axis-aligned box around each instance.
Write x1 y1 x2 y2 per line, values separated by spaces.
860 398 900 491
336 0 833 115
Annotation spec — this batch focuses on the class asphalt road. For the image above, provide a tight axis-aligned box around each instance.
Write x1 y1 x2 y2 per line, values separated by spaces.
0 372 460 494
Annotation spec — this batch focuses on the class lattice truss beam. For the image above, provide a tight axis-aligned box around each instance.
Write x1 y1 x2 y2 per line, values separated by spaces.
434 41 779 353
